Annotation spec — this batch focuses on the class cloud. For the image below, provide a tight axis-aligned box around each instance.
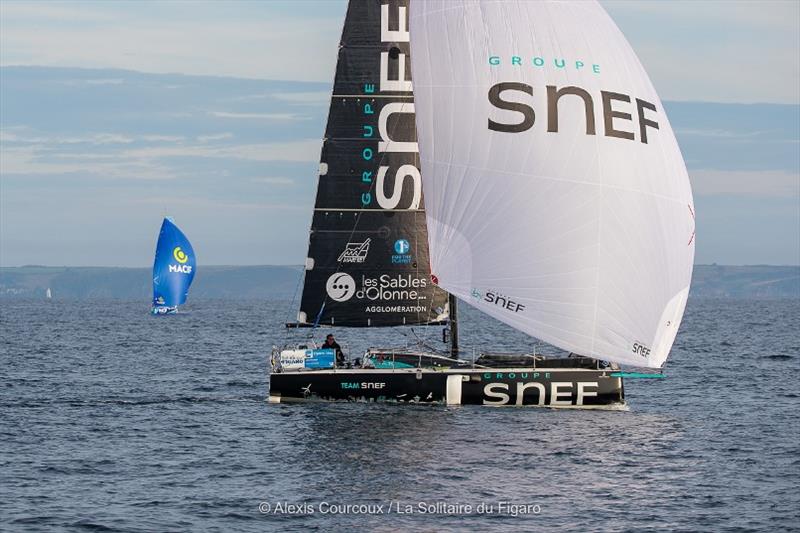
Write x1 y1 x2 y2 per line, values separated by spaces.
0 2 343 82
135 195 305 211
269 91 331 106
675 128 777 140
691 169 800 197
197 132 233 142
603 1 799 31
0 129 135 145
140 134 185 143
209 111 309 120
46 77 126 86
228 90 331 107
0 2 117 23
0 145 177 180
121 139 320 162
601 0 800 104
249 177 296 186
1 135 321 181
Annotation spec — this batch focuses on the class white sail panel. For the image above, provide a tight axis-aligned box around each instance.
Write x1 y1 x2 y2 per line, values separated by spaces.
409 0 694 368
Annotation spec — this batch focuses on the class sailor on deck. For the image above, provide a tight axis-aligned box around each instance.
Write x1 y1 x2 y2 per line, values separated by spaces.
323 334 345 367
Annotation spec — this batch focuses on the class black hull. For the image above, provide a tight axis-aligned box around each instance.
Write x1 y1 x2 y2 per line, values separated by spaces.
269 368 625 409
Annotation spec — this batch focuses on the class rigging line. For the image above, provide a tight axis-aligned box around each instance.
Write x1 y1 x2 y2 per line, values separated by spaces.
285 264 305 326
312 301 326 329
410 327 447 355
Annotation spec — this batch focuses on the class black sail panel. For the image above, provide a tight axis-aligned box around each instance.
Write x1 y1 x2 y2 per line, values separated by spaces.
297 0 448 327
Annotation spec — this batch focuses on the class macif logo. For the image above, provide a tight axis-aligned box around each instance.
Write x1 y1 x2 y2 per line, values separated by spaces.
173 246 189 264
169 264 192 274
169 246 192 273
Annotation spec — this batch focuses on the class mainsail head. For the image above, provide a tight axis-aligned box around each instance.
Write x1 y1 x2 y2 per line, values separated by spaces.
296 0 449 327
152 217 196 309
409 0 695 367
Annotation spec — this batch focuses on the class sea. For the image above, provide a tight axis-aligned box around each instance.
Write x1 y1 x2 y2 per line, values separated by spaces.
1 297 798 532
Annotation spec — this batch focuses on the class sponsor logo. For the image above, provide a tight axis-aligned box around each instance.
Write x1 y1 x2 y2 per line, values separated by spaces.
488 81 660 144
472 288 525 313
168 264 192 274
365 305 426 313
155 296 165 305
357 4 422 211
356 273 427 302
325 273 356 302
325 272 430 313
632 342 651 359
281 354 306 366
173 246 189 264
394 239 410 254
341 382 386 390
165 246 192 273
489 55 601 73
392 238 412 264
337 238 371 263
483 379 599 406
486 53 659 145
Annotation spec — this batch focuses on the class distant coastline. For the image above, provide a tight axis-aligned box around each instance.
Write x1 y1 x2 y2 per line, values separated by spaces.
0 264 798 300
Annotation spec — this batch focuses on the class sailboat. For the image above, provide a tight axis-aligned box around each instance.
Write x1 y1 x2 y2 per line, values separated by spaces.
151 217 196 315
45 288 52 300
269 0 694 408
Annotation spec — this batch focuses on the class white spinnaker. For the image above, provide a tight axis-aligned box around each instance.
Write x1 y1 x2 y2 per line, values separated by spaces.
409 0 694 368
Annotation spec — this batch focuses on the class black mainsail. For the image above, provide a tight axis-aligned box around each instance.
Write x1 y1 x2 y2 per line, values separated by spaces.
294 0 448 328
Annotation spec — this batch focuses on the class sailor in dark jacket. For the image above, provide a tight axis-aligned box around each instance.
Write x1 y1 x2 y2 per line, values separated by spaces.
323 334 345 367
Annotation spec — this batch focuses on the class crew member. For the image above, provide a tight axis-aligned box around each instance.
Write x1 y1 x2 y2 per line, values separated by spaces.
323 334 345 367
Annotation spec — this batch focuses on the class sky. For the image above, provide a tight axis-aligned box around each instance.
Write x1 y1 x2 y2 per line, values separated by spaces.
0 0 798 267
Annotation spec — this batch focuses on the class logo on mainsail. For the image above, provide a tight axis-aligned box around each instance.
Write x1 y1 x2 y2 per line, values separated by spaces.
394 239 410 254
325 273 356 302
337 239 371 263
392 238 412 264
173 246 189 264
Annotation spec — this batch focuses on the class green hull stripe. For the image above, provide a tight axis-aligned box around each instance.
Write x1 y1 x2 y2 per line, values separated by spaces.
610 372 666 379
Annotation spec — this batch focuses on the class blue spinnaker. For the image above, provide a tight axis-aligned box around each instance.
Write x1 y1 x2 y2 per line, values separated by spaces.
152 218 196 311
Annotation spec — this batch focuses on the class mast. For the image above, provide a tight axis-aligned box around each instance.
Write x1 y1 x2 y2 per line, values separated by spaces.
448 293 459 358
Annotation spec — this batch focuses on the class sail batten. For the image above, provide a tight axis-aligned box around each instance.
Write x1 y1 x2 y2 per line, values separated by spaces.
409 0 694 367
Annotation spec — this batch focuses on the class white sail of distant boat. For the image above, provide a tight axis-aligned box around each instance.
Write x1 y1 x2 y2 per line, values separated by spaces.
45 288 52 299
409 0 695 368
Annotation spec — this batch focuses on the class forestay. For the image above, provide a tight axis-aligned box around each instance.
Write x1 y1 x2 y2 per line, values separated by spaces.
409 0 695 367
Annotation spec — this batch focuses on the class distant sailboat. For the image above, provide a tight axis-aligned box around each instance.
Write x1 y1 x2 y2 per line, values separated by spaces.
151 217 196 315
45 288 52 300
